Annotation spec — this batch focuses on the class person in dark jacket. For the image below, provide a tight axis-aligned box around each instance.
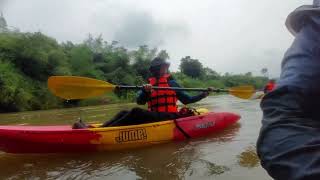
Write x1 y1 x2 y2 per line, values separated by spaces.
101 57 212 127
73 57 212 129
257 1 320 179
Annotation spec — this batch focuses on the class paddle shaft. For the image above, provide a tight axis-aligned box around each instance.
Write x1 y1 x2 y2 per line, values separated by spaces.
116 85 227 92
47 76 255 100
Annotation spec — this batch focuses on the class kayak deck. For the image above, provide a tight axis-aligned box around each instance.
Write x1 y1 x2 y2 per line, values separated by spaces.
0 112 240 153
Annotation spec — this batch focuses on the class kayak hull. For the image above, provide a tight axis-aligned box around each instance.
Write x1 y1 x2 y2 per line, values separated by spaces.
0 112 240 153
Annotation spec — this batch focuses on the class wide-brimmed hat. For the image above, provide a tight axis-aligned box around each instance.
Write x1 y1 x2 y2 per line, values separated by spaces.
286 0 320 36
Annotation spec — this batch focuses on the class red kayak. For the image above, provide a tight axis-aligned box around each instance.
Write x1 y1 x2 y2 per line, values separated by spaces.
0 109 240 154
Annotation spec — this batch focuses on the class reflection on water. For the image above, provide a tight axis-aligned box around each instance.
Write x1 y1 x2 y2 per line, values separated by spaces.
237 145 260 168
0 103 139 125
0 95 269 179
187 159 230 176
0 124 240 180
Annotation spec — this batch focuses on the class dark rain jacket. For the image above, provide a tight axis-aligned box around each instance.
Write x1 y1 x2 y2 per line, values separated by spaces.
257 11 320 180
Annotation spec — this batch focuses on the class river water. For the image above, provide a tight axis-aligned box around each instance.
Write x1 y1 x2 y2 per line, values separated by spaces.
0 95 271 180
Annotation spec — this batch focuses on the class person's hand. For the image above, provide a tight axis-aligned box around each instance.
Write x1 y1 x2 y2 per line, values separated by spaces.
201 91 209 97
201 87 214 98
207 87 214 92
143 84 152 93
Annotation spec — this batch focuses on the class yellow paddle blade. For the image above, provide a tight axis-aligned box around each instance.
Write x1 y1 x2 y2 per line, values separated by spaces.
48 76 116 100
228 85 255 99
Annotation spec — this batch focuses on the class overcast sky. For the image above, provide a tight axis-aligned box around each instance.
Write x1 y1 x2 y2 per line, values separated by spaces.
0 0 311 77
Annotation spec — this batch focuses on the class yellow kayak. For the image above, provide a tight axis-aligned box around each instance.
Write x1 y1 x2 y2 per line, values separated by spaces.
0 109 240 153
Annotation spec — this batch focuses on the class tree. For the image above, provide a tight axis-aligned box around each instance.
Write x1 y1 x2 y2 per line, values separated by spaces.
69 45 103 78
131 45 157 80
157 50 170 60
7 32 61 81
245 72 252 77
203 67 220 79
179 56 204 78
0 12 7 32
261 68 268 78
0 60 33 112
84 34 103 54
47 50 71 76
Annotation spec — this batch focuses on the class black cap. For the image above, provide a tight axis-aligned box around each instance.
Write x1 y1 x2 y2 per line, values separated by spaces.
150 57 170 68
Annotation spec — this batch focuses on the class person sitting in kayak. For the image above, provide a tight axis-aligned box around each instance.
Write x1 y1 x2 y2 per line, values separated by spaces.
102 57 213 126
263 79 276 94
72 57 212 128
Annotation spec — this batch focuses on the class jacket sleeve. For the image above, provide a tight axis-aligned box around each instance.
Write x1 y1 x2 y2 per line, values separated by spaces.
168 79 207 105
263 85 268 94
257 15 320 180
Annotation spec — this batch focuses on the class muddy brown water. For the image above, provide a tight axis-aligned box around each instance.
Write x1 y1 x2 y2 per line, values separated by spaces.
0 95 271 180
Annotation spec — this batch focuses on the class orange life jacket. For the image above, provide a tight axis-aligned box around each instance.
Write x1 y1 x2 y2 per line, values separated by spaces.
147 74 178 113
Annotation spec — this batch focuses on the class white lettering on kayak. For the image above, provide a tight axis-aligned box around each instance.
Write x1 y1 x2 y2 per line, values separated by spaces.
195 121 214 129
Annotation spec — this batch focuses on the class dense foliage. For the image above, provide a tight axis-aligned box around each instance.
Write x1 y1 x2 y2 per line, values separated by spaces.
0 18 268 112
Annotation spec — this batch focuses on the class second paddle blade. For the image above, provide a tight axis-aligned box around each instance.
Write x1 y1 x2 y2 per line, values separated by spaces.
48 76 116 100
229 85 255 99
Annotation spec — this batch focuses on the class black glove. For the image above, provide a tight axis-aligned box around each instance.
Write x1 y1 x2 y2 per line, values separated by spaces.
201 87 214 98
201 91 210 98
